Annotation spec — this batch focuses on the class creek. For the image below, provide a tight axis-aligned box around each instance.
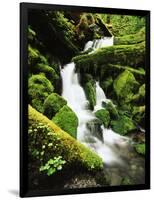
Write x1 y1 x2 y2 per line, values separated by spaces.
60 37 145 186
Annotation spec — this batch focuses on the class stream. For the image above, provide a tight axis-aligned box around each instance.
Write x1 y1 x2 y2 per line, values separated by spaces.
60 37 145 186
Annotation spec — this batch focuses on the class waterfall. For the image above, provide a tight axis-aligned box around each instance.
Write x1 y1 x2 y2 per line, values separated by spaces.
60 37 130 165
94 81 107 112
84 36 114 52
60 63 96 143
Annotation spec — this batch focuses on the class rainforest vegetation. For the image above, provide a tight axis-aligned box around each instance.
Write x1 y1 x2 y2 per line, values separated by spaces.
27 10 146 191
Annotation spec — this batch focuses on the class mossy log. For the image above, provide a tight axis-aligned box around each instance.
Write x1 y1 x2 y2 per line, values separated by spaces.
72 42 145 73
114 28 145 45
108 64 145 76
28 105 103 171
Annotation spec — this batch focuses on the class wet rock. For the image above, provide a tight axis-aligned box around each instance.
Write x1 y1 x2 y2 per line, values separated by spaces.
87 119 103 141
95 109 110 128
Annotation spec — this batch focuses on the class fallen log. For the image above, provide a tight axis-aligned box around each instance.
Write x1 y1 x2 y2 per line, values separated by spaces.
72 42 145 74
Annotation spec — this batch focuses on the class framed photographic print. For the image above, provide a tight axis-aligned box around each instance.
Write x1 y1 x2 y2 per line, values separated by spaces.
20 2 150 197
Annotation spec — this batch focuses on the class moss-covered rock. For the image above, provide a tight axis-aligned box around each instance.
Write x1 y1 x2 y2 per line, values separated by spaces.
28 45 48 66
131 84 145 104
84 81 96 110
30 63 59 84
132 106 145 126
113 70 139 104
29 10 80 64
28 74 54 113
28 105 103 171
43 93 67 119
134 143 145 155
52 105 78 138
111 115 136 135
95 109 110 128
100 76 113 94
103 101 119 120
75 13 112 46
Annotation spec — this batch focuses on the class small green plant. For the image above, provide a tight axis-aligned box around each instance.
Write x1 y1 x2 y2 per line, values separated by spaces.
39 156 66 176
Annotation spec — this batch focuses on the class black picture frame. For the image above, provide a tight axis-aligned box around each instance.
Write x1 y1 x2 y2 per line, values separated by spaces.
20 2 150 197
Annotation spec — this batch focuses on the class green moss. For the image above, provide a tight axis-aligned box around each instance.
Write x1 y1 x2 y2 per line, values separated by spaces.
72 42 145 74
132 105 145 125
121 177 133 185
28 26 36 42
84 82 96 109
43 93 67 119
48 11 79 54
28 45 39 64
111 115 136 135
139 84 145 97
28 74 54 113
28 45 48 66
131 84 145 104
114 27 145 45
31 63 59 84
95 109 110 128
113 70 139 103
101 76 113 90
28 105 103 171
134 143 145 155
103 101 119 120
108 64 145 76
52 105 78 138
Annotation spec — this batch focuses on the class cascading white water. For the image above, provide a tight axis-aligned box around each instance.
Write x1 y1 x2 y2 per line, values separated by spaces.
84 36 114 52
94 81 107 112
60 37 130 165
60 63 96 143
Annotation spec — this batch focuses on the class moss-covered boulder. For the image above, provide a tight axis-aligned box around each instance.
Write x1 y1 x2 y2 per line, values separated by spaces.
134 143 145 155
75 13 112 46
111 115 136 135
28 74 54 113
43 93 67 119
30 63 59 83
95 109 110 128
113 70 139 104
28 105 103 172
52 105 78 138
84 81 96 110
